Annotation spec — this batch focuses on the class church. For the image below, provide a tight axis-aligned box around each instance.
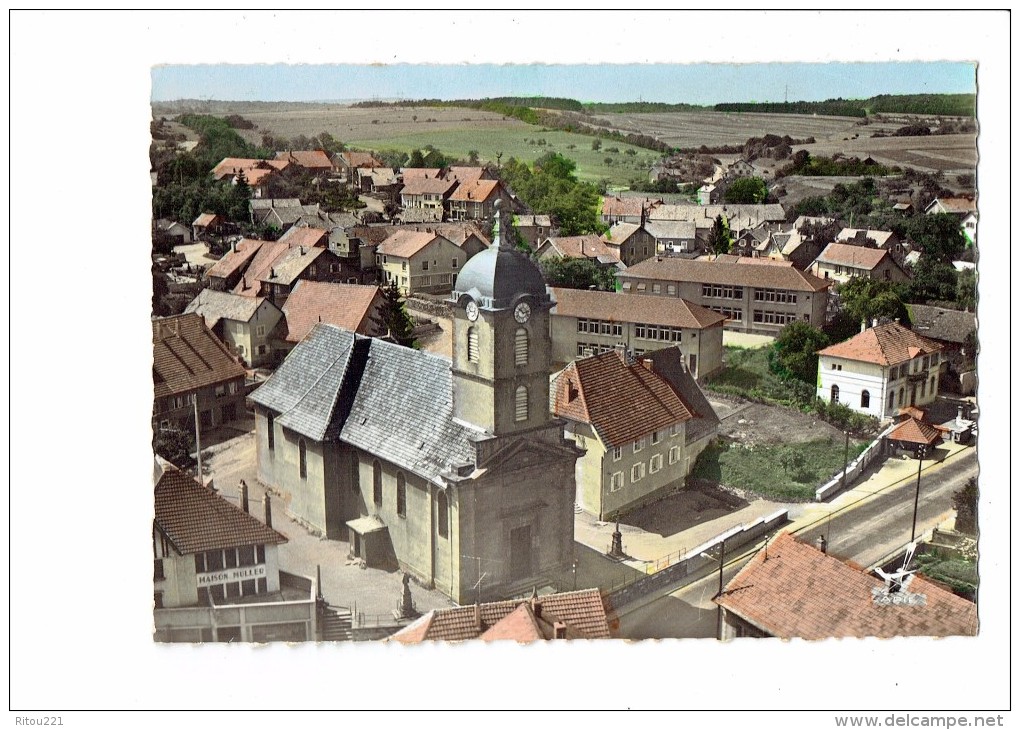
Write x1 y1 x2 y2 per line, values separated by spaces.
249 202 582 604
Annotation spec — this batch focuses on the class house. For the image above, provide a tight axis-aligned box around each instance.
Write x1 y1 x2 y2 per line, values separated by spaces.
715 531 977 640
925 197 978 245
400 167 443 181
153 462 317 643
447 179 506 221
356 167 401 199
275 149 334 173
208 238 353 307
335 151 383 181
155 219 192 245
548 287 726 378
152 313 248 432
279 280 387 348
248 208 581 603
762 231 824 270
648 204 787 242
600 196 661 226
445 166 491 185
390 589 615 642
646 220 699 256
725 158 757 180
905 304 977 394
600 222 656 267
513 214 556 251
835 227 901 250
248 199 325 233
552 347 720 520
192 212 224 240
376 229 475 295
212 157 289 181
616 256 830 335
810 242 910 284
399 176 456 219
816 320 944 419
697 183 722 205
885 415 944 457
183 289 284 368
536 234 623 269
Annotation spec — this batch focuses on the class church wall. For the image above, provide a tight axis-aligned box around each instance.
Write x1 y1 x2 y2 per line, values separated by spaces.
277 426 329 536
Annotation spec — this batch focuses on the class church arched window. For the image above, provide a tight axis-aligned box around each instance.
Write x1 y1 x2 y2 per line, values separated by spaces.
372 460 382 505
888 390 895 411
861 390 870 409
467 327 479 363
514 328 528 366
298 439 307 479
830 384 839 404
515 386 528 422
396 472 406 518
436 490 449 539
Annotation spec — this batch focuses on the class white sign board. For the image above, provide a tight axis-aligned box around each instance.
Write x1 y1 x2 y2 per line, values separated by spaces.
196 564 267 587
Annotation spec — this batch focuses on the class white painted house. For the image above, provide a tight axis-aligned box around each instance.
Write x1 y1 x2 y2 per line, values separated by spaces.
816 321 944 420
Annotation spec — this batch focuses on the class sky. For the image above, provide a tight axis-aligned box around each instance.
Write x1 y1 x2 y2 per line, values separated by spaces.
151 62 976 105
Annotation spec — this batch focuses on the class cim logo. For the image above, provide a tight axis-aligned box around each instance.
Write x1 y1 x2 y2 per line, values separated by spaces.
197 564 267 587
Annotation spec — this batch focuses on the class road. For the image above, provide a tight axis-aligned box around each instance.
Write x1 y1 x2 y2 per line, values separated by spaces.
618 449 978 640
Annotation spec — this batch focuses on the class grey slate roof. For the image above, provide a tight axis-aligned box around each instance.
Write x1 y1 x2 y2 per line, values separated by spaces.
249 324 477 483
184 288 271 328
644 347 721 443
908 304 977 345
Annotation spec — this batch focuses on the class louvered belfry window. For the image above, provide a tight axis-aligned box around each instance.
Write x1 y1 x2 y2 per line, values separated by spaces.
515 386 528 422
515 328 528 365
467 327 479 363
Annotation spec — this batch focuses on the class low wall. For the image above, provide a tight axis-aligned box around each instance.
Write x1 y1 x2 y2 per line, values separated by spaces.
608 509 788 613
815 422 897 502
406 296 453 319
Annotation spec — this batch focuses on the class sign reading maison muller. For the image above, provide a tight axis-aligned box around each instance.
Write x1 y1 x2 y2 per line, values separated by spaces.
197 564 267 587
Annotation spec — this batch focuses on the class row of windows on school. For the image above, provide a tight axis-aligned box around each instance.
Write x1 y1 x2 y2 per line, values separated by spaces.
575 318 686 342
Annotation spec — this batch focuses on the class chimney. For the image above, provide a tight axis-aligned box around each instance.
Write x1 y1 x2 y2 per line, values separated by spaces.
641 358 654 372
474 602 482 631
872 318 879 328
238 480 249 513
816 534 828 554
300 245 305 255
861 319 868 333
231 239 237 253
957 405 965 423
263 492 273 528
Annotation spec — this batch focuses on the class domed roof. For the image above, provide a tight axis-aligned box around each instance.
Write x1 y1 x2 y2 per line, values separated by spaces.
453 246 548 309
451 199 549 310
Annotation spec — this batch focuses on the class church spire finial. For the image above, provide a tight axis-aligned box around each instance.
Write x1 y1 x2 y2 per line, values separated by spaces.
493 199 511 251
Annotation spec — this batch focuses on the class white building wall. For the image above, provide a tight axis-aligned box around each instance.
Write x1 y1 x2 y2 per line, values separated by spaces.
816 355 887 419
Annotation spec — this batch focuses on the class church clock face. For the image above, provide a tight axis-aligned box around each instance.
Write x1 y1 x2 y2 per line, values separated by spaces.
466 300 479 321
514 302 531 324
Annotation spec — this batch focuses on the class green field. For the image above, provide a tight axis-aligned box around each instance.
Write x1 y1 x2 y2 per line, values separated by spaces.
348 128 661 186
691 438 868 501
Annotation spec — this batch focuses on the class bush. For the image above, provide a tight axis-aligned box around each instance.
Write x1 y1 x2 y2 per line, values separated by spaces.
811 398 881 437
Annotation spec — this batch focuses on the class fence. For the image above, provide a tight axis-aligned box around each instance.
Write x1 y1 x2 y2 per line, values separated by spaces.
607 509 788 612
815 422 897 501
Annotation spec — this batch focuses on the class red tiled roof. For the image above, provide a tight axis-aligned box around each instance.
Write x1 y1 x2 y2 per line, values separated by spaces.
282 281 384 342
544 235 619 261
550 287 726 330
817 322 942 366
552 350 694 447
928 197 976 215
449 179 502 202
237 167 276 186
211 158 264 180
192 212 220 227
621 257 831 292
400 177 456 197
887 417 943 447
378 230 446 258
601 196 661 217
340 151 383 169
445 166 487 184
279 226 329 249
205 238 262 280
275 149 333 170
390 589 613 642
154 464 286 555
815 243 892 270
152 313 246 399
716 532 977 639
401 167 442 180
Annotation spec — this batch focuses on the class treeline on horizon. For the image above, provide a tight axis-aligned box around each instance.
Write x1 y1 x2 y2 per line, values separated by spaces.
352 93 976 118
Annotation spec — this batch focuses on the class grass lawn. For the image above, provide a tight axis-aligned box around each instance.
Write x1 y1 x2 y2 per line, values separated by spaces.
691 438 868 501
348 128 661 186
704 345 817 408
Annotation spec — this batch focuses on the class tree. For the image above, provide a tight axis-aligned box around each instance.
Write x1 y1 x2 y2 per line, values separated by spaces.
591 138 602 151
535 151 578 181
952 476 978 535
708 215 731 255
956 268 977 311
468 149 480 165
153 426 196 470
906 213 967 263
908 258 959 304
723 176 769 204
381 282 416 348
540 257 616 291
769 321 830 384
837 277 909 330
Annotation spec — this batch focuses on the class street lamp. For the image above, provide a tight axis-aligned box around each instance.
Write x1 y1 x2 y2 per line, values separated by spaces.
910 443 928 543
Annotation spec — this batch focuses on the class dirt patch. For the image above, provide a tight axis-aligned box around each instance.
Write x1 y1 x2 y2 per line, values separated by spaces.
621 482 749 537
717 400 847 447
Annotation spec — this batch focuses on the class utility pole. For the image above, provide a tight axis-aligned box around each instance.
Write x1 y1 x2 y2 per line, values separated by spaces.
841 430 850 492
911 444 927 542
716 538 726 640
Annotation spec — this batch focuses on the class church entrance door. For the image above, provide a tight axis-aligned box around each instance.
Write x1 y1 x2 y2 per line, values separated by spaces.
509 525 533 582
